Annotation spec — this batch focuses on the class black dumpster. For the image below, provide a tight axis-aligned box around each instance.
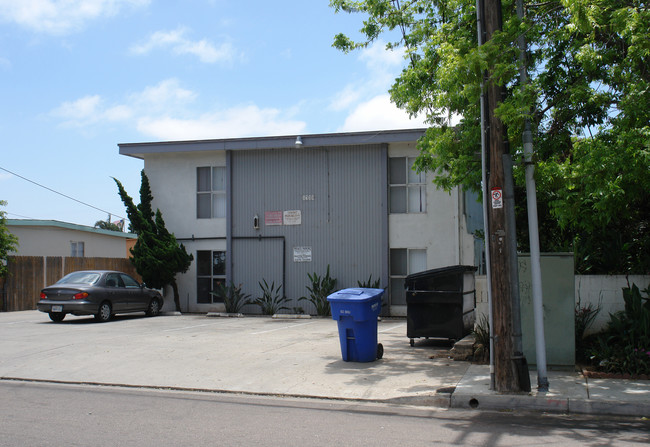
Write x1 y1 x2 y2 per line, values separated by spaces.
405 265 477 345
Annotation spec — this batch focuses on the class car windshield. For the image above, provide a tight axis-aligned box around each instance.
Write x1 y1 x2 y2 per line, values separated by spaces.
56 272 101 285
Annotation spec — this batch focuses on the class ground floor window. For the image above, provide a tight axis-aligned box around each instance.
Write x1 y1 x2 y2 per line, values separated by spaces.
389 248 426 305
197 250 226 304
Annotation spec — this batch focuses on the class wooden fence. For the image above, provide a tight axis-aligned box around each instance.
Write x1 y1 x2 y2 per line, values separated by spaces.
1 256 140 312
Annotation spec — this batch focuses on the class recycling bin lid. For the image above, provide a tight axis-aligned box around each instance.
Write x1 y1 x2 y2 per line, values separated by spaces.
327 288 385 302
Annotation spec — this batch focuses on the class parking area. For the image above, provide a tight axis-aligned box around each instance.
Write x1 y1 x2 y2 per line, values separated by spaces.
0 311 469 404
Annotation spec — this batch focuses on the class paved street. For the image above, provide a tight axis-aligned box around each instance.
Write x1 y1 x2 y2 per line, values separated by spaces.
2 380 649 447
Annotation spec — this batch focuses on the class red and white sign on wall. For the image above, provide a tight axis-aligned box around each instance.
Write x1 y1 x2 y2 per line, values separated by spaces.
264 211 283 226
491 187 503 209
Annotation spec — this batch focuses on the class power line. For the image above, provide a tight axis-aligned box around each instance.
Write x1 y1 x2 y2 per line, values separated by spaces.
0 165 126 221
7 211 36 219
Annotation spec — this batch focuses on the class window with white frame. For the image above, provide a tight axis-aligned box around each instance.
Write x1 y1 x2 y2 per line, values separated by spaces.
70 241 84 257
389 248 426 305
389 157 426 213
196 250 226 304
197 166 226 219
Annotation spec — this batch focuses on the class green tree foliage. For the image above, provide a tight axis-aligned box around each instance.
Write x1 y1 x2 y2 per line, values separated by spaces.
114 171 193 311
0 200 18 278
331 0 650 273
94 219 123 232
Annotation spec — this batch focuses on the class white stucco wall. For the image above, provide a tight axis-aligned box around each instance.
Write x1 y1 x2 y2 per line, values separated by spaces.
144 151 227 239
475 273 650 336
143 151 228 313
387 142 472 269
9 225 130 258
575 275 650 335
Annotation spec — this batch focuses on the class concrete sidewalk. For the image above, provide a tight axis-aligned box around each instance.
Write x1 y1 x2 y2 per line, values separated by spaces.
1 312 648 417
452 364 650 417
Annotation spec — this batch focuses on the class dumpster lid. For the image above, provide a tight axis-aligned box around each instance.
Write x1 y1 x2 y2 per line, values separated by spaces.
405 265 477 282
327 288 385 302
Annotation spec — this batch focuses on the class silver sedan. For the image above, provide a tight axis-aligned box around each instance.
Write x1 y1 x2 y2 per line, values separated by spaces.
37 270 163 323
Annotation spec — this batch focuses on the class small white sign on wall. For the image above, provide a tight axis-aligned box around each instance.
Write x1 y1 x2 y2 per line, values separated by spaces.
283 210 302 225
293 246 312 262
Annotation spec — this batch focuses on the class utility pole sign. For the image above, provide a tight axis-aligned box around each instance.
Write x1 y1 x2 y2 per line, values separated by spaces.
491 187 503 209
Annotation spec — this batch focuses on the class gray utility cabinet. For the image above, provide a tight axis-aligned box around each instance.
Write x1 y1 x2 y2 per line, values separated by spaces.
405 265 477 345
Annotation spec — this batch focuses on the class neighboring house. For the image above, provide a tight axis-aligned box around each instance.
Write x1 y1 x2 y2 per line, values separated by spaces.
7 219 136 258
119 128 481 315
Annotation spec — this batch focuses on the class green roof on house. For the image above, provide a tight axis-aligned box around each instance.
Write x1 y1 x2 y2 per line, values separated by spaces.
6 219 136 239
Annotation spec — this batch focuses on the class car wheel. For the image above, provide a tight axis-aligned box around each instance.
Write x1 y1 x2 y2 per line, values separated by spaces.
146 298 161 317
95 302 112 322
49 312 66 322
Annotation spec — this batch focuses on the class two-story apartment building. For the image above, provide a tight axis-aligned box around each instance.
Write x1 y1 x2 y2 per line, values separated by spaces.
119 128 480 315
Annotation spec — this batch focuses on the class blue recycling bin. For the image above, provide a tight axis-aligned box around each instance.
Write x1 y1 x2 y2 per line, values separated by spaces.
327 288 384 362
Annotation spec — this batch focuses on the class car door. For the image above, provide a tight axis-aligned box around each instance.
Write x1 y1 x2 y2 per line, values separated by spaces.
120 273 146 311
104 272 129 312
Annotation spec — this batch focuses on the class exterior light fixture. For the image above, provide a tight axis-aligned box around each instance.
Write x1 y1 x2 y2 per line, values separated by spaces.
253 214 260 230
295 136 303 148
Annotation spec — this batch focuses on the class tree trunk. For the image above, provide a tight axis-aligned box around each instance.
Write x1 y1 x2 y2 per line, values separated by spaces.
483 0 521 393
171 279 181 313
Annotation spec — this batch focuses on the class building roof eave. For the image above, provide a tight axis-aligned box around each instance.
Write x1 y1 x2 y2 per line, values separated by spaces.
118 128 428 159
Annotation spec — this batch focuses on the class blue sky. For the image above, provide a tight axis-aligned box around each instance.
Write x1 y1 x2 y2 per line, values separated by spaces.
0 0 426 228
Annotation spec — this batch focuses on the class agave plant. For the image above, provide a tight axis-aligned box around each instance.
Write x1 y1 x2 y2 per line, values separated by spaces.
357 274 381 289
254 279 290 315
299 265 337 316
211 282 251 314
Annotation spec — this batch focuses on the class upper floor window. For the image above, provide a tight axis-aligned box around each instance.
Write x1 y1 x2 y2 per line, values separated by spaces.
389 157 426 213
70 241 84 257
197 167 226 219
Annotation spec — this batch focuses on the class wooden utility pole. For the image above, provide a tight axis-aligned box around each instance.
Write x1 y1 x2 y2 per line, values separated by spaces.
482 0 521 393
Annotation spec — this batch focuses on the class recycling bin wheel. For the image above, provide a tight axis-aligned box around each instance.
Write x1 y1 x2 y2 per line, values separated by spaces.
377 343 384 359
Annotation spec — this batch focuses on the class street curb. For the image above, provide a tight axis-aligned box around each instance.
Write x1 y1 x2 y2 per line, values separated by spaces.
450 391 650 417
450 392 569 413
0 377 448 414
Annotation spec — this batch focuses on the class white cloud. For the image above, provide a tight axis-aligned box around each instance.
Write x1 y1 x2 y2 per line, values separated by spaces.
328 40 405 112
333 41 461 132
51 79 306 140
338 94 427 132
51 94 103 126
130 27 236 64
328 85 362 112
0 0 150 35
104 104 133 121
137 106 306 140
359 40 405 71
130 78 196 109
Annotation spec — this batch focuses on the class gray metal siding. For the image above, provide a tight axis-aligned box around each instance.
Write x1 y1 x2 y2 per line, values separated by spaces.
232 237 284 313
230 145 385 314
